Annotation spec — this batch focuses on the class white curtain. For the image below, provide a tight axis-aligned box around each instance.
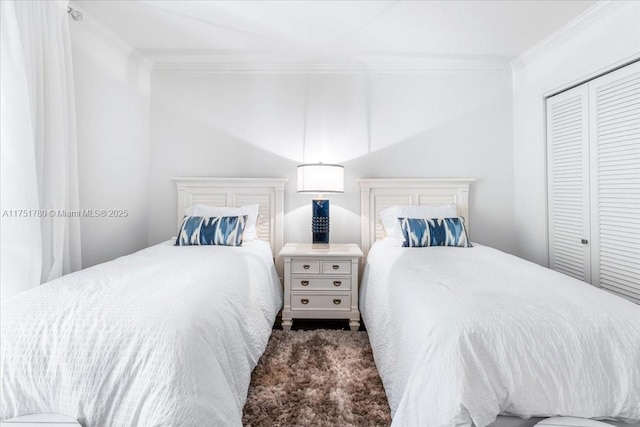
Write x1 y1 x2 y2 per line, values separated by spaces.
1 0 81 301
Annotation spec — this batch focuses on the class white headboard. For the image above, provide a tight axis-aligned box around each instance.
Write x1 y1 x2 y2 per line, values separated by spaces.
358 178 475 256
172 177 287 274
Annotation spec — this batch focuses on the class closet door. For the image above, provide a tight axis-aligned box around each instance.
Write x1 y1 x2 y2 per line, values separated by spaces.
547 84 591 282
589 61 640 303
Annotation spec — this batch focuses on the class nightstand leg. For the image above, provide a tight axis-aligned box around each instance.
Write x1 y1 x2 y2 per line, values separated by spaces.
282 319 292 330
349 320 360 332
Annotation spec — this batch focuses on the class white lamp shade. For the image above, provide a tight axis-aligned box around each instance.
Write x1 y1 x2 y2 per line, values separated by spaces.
297 163 344 194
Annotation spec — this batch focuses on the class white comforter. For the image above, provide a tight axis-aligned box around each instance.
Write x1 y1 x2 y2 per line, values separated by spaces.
361 240 640 427
1 240 282 426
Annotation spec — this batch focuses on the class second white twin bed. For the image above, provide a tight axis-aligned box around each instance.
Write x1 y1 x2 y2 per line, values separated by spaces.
362 241 640 426
359 179 640 427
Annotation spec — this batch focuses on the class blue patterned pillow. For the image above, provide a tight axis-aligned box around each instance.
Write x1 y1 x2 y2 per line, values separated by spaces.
175 215 247 247
399 217 472 248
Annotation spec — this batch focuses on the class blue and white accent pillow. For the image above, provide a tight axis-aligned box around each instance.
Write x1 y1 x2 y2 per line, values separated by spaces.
399 217 472 248
175 215 248 247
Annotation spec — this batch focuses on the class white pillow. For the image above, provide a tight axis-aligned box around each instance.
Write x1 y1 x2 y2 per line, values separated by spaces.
185 204 260 240
380 204 457 240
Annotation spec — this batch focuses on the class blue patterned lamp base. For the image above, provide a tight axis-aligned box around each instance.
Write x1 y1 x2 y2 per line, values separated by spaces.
312 199 330 244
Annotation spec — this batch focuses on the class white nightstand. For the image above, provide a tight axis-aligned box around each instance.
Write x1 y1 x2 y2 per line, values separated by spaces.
279 243 364 331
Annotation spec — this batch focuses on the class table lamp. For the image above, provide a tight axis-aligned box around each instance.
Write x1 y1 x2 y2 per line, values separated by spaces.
297 163 344 245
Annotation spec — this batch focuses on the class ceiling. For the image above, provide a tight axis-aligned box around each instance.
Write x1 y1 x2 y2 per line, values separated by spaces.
73 0 597 69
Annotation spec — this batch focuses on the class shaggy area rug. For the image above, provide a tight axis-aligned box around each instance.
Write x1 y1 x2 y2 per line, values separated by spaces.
243 330 391 427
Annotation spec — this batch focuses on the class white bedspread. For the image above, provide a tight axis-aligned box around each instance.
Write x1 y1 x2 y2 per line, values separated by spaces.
1 240 282 426
361 241 640 427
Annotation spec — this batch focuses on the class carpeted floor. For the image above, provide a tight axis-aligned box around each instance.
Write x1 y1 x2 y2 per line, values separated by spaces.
243 330 391 427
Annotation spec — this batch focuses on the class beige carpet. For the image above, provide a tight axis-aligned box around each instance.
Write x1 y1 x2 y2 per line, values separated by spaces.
243 330 391 427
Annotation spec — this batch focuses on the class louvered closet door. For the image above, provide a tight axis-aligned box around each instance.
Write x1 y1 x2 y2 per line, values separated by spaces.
547 84 591 282
589 61 640 303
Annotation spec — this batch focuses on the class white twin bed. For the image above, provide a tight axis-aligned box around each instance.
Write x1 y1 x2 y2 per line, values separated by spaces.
1 178 286 426
358 179 640 427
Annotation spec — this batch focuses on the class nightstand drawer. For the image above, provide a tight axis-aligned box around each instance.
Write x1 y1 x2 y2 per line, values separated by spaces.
291 277 351 291
321 261 351 275
291 260 320 274
291 293 351 311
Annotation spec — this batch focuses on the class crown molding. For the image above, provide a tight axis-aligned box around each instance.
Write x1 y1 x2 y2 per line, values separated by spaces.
151 55 510 73
511 0 628 71
68 1 154 71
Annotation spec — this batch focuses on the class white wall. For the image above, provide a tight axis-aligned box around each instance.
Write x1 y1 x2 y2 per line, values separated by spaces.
149 69 515 252
512 2 640 266
71 21 151 268
66 1 640 267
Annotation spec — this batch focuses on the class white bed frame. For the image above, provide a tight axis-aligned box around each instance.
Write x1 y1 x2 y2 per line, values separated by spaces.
172 177 287 276
358 178 640 427
358 178 475 256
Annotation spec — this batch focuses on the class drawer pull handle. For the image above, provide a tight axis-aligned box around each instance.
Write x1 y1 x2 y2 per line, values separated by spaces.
301 299 309 305
333 281 342 287
303 265 310 270
332 265 339 270
333 299 342 305
301 280 309 286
